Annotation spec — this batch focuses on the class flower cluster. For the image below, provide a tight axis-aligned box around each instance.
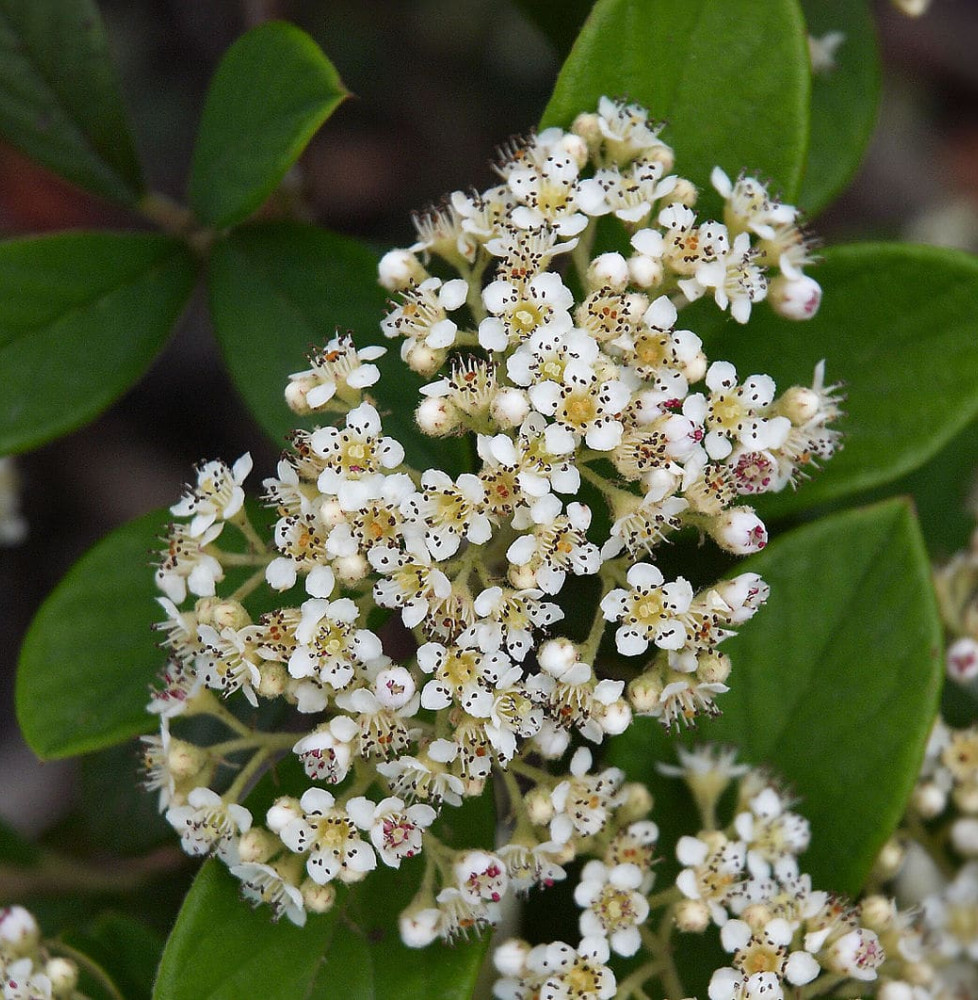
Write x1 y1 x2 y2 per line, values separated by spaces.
144 100 842 955
0 906 80 1000
493 745 892 1000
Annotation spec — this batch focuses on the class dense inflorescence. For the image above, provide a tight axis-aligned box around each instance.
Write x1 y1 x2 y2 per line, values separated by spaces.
144 100 846 985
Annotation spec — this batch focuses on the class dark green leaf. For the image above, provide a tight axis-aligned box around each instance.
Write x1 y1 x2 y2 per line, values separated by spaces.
798 0 880 213
16 509 171 759
610 499 942 898
541 0 811 202
0 233 197 454
512 0 594 58
706 243 978 518
207 221 468 473
154 784 493 1000
189 22 347 229
0 0 143 203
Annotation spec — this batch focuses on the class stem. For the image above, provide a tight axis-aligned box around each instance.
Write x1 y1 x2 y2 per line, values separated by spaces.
230 509 269 554
570 219 597 287
225 745 279 801
229 566 272 602
48 940 125 1000
642 907 685 1000
508 758 555 788
189 690 253 736
210 550 271 568
615 960 664 1000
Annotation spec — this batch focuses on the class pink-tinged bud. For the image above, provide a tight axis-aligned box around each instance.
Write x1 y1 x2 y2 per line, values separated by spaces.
768 272 822 321
946 637 978 682
711 508 768 554
378 250 426 291
416 397 460 436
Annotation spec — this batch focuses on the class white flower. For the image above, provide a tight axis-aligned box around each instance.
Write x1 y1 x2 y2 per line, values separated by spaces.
280 787 376 885
155 522 225 604
285 333 385 412
381 276 468 350
550 747 625 843
600 562 694 656
292 716 360 783
574 860 650 956
455 850 509 904
346 795 437 868
166 787 252 863
230 861 306 926
195 623 262 707
170 453 252 537
479 271 575 352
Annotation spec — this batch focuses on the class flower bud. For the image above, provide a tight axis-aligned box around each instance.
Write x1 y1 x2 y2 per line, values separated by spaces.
399 906 441 948
674 899 711 933
374 666 416 709
559 132 590 169
0 905 40 953
378 250 426 291
493 937 531 976
525 787 554 826
168 738 209 780
403 341 444 377
740 903 774 931
617 782 654 824
587 252 630 293
946 637 978 683
237 828 279 864
302 879 337 913
911 780 947 819
285 376 316 415
953 782 978 815
697 651 732 685
628 254 664 289
416 396 461 436
490 388 530 429
333 553 370 586
777 385 821 425
258 661 288 698
670 177 698 206
710 508 768 554
266 796 303 835
45 957 79 998
768 272 822 320
859 894 896 931
597 698 632 736
873 838 905 880
195 597 251 630
628 672 663 714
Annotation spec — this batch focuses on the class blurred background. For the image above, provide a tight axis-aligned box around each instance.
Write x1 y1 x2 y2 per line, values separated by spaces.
1 0 976 843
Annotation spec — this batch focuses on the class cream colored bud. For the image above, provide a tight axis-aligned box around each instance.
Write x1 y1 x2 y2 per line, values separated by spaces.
464 777 487 798
587 252 630 293
494 937 532 976
338 863 370 884
617 782 654 824
559 132 590 169
490 387 530 428
334 553 370 586
168 738 209 780
45 958 79 998
777 386 821 425
645 144 675 174
873 837 906 880
284 376 315 415
257 661 288 699
597 699 632 736
404 342 444 377
525 787 554 826
860 895 895 931
683 351 708 385
266 796 304 834
911 780 947 819
697 651 732 685
508 563 538 590
378 249 426 292
628 671 663 714
571 112 601 147
904 961 935 987
628 254 664 289
878 981 915 1000
951 816 978 856
740 903 774 931
953 782 978 815
670 177 698 206
302 879 337 913
416 396 461 436
0 906 40 952
237 828 279 864
674 899 711 933
622 291 650 320
319 497 347 527
195 597 250 630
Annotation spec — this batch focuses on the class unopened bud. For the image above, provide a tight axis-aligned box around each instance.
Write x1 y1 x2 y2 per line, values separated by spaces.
266 796 303 835
628 254 664 289
525 787 554 826
628 671 663 714
777 386 821 425
168 738 209 780
911 780 947 819
490 388 530 429
946 637 978 683
674 899 711 933
697 651 732 685
237 828 279 864
302 879 337 913
768 272 822 321
617 782 654 824
710 508 768 554
378 250 426 291
859 894 895 931
670 177 698 206
45 957 79 998
587 253 630 293
416 396 461 436
873 838 906 880
333 553 370 585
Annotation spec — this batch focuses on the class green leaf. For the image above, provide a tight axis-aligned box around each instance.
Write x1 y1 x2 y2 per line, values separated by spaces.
154 786 493 1000
207 221 467 473
706 243 978 519
798 0 880 213
16 509 171 759
541 0 811 202
0 0 143 203
610 499 942 898
189 22 347 229
0 233 197 454
512 0 594 58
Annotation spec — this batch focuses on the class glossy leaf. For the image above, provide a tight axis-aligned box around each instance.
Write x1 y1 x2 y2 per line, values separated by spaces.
154 785 493 1000
0 233 197 454
189 22 347 228
0 0 143 203
207 222 467 473
16 509 171 759
799 0 880 213
541 0 811 203
609 499 942 897
705 243 978 518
